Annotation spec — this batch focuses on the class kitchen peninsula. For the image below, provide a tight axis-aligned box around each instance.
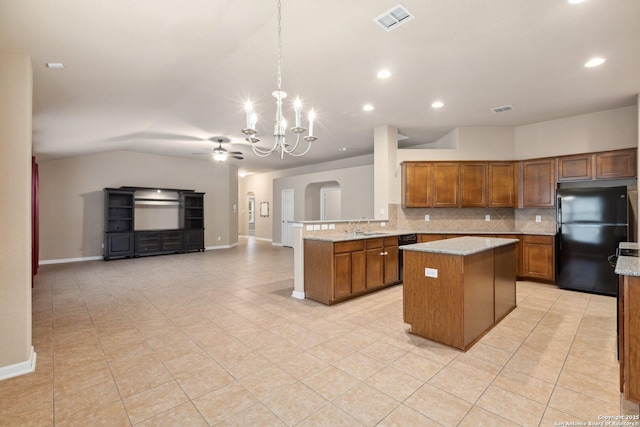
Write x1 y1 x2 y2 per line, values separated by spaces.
402 236 518 351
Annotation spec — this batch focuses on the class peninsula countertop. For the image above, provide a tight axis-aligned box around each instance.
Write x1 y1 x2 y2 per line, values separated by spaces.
303 230 554 243
400 236 520 256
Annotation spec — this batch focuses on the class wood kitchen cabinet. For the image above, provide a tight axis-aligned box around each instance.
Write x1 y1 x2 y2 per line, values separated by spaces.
557 149 637 181
522 234 555 282
433 163 460 207
460 163 487 207
366 237 398 289
520 159 556 207
620 275 640 404
488 162 518 207
304 237 398 305
402 162 432 208
596 149 637 179
418 234 447 243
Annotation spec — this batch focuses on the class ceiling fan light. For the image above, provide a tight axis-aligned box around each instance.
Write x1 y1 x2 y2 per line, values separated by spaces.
213 151 227 161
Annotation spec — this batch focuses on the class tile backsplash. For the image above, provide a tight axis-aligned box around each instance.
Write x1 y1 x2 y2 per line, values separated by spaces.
391 204 556 234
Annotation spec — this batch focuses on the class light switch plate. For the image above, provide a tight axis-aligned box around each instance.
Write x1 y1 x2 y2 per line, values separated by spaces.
306 225 313 231
535 215 542 223
425 215 430 221
321 224 328 230
425 268 438 278
313 224 320 230
381 222 386 227
485 215 491 221
329 224 335 230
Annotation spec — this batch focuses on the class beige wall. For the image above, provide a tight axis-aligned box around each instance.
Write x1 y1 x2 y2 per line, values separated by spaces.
0 55 33 370
514 105 638 159
38 151 238 261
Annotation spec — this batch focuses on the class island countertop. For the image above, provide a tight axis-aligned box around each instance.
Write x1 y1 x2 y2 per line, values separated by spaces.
615 256 640 277
400 236 519 256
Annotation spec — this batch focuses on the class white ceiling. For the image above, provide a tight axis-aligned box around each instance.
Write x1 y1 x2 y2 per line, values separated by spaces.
1 0 639 173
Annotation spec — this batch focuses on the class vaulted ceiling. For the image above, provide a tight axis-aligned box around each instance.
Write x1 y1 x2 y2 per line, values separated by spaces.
1 0 639 173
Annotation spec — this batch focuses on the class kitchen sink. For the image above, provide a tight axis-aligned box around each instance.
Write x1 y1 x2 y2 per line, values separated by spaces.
361 232 389 236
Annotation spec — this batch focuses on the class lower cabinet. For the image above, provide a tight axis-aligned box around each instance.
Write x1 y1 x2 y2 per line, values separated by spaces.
620 275 640 404
522 234 555 282
304 237 400 305
104 232 135 260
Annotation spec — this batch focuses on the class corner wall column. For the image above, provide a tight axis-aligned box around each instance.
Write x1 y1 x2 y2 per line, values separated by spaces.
374 125 398 221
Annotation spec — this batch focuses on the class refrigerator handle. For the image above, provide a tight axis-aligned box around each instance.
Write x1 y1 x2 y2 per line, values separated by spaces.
556 196 562 235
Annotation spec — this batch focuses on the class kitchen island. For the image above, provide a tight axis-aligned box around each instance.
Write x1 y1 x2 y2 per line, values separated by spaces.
402 236 518 351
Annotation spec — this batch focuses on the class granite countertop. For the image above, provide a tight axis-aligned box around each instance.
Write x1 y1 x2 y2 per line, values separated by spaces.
620 242 640 250
304 230 555 242
399 236 520 256
615 256 640 276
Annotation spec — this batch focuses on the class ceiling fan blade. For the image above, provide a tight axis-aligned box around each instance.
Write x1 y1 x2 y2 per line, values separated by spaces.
229 151 243 155
230 155 244 160
192 152 212 155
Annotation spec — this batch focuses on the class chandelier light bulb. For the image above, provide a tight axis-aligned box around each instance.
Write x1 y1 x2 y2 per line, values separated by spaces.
294 98 302 128
213 151 227 162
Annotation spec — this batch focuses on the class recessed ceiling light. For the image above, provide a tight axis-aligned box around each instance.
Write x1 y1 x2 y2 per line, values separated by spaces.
363 104 374 111
377 69 391 79
431 101 444 109
568 0 586 4
238 170 248 177
46 63 64 69
584 57 605 68
338 147 349 152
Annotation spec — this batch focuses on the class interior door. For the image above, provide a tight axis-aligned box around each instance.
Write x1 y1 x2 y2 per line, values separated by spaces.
281 189 294 247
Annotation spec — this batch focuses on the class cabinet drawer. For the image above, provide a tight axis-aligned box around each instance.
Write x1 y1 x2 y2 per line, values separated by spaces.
334 240 364 254
383 237 398 247
366 238 384 249
523 235 554 245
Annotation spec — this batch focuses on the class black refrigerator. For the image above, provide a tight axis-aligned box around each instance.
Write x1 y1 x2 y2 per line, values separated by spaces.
556 186 628 296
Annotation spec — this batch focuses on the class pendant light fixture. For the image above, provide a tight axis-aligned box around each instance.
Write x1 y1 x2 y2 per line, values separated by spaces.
241 0 317 159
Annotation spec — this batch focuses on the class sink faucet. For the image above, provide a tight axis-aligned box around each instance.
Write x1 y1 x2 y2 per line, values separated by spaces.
354 219 363 234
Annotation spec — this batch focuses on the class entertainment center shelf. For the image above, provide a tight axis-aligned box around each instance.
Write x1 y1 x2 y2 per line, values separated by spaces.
103 186 205 260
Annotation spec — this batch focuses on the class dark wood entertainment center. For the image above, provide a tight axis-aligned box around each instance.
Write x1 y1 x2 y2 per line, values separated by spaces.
103 186 205 260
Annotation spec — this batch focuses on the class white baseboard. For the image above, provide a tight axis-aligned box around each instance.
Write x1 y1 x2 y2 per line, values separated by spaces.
272 242 283 247
205 242 239 250
291 290 305 300
0 346 36 381
254 237 273 243
39 256 102 265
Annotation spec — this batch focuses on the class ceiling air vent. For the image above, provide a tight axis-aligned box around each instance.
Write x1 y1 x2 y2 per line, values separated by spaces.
374 4 415 31
491 105 513 113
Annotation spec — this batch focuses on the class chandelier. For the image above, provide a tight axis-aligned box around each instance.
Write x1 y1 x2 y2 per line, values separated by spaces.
241 0 317 159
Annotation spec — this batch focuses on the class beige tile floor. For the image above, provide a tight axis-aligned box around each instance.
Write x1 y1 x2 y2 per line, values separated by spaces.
1 238 639 426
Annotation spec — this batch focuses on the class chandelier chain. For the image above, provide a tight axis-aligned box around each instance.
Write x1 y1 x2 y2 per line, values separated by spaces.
276 0 282 91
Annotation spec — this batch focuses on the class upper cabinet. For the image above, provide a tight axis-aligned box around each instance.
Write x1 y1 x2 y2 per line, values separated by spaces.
596 149 637 179
402 162 432 208
557 149 637 181
488 162 518 208
520 158 556 207
433 163 460 208
460 163 487 207
401 161 518 209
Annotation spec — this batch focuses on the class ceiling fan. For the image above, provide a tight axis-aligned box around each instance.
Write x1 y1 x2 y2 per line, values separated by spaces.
193 138 244 161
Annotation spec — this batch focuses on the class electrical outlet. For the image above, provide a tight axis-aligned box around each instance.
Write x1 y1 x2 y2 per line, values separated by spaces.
535 215 542 223
306 225 313 231
329 224 335 230
381 222 386 227
425 268 438 278
217 236 221 241
425 215 430 221
485 215 491 221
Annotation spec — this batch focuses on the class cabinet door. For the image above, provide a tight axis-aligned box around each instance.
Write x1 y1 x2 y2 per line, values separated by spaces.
351 251 366 293
522 236 555 281
521 159 556 207
433 163 460 208
334 253 352 299
105 232 134 259
460 163 487 207
402 162 432 208
366 248 384 289
557 154 593 181
488 162 517 207
502 234 522 278
596 149 637 179
384 244 399 284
